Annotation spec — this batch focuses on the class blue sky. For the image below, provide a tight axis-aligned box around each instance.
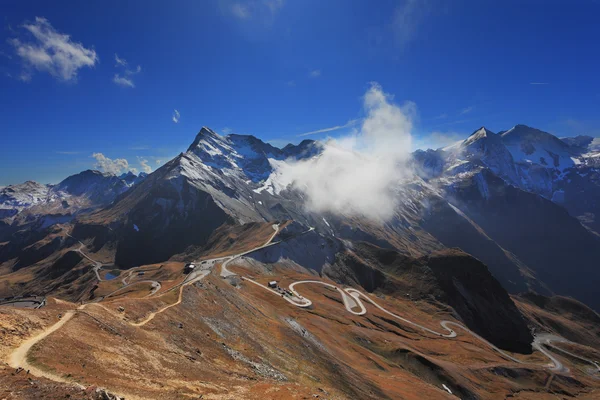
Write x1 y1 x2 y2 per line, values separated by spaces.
1 0 599 185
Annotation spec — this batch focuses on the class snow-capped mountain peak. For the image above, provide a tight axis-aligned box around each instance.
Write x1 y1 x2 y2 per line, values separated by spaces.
185 127 319 183
0 180 51 211
463 126 495 146
500 125 575 171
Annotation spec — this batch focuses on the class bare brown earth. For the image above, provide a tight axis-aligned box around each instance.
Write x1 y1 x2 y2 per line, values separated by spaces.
2 260 600 399
1 222 599 399
180 221 289 260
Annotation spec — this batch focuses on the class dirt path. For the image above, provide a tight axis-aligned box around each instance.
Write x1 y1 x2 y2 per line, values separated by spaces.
130 284 184 327
8 305 85 387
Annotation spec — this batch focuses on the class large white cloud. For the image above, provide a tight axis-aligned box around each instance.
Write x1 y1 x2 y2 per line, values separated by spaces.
10 17 98 82
92 153 129 175
274 83 415 221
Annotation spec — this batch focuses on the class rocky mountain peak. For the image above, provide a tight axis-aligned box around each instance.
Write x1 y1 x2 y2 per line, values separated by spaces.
463 127 497 147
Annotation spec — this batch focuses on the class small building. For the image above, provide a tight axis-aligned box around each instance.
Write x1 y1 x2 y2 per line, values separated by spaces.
268 281 277 288
184 263 196 274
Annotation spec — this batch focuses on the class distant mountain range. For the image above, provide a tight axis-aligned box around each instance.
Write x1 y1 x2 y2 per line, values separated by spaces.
1 124 600 312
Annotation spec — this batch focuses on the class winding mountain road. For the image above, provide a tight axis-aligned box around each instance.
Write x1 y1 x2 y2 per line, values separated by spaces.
242 278 599 374
220 223 281 277
7 222 598 397
5 223 288 390
66 234 106 282
217 226 594 373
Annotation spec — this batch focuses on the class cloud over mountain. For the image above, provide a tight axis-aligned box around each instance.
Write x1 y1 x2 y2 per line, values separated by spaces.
92 152 129 175
274 82 415 221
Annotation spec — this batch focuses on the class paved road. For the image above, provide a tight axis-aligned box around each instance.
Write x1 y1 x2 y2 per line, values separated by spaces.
220 224 316 278
67 234 106 281
214 224 595 374
5 225 293 393
220 223 281 277
243 277 599 375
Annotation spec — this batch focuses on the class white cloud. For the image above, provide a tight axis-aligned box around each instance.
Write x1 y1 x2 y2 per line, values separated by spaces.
297 119 360 137
231 3 251 19
137 157 152 173
434 113 448 120
309 69 321 78
264 0 284 13
114 53 127 67
274 82 415 221
156 159 162 165
9 17 98 82
286 80 296 87
92 153 129 175
460 106 474 115
113 74 134 88
221 127 233 135
226 0 284 20
172 109 180 123
112 53 141 88
391 0 428 50
414 131 465 151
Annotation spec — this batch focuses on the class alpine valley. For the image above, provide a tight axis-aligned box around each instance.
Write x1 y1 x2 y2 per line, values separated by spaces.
2 125 600 400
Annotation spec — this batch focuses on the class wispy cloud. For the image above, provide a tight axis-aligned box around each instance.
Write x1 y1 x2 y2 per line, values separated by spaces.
172 109 180 124
113 74 134 88
114 53 127 67
433 117 476 128
9 17 98 82
92 153 129 175
414 131 465 150
112 53 141 88
530 82 549 85
309 69 321 78
286 80 296 87
226 0 285 20
460 106 475 115
390 0 430 50
56 151 80 155
297 119 360 137
129 145 150 151
264 0 284 13
230 3 251 19
221 127 233 135
434 113 448 120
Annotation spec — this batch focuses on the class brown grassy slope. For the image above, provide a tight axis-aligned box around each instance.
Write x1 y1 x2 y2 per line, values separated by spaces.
178 220 284 260
514 292 600 349
6 264 598 400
